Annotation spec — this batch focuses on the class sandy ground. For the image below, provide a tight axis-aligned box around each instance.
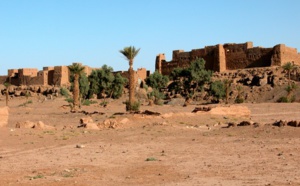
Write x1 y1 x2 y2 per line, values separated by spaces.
0 96 300 186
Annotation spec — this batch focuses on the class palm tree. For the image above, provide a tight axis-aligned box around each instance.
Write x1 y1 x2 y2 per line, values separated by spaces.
4 82 10 106
68 63 85 112
119 46 140 111
285 82 297 101
282 62 295 85
223 78 232 104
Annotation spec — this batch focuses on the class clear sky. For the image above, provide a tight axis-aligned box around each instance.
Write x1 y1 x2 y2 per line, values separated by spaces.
0 0 299 75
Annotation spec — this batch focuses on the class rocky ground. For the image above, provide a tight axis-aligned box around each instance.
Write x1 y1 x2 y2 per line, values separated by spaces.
0 95 300 186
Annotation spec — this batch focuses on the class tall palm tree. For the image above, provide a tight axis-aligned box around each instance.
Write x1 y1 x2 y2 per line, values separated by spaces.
223 78 232 104
68 63 85 112
282 62 295 85
119 46 140 111
4 82 10 106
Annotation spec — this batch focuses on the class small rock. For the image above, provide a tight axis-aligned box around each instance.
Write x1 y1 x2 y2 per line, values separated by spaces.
253 122 260 128
227 122 236 128
76 144 85 148
83 123 99 130
238 121 252 126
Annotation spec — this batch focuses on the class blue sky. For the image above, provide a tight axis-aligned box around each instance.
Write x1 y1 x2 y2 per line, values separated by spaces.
0 0 299 75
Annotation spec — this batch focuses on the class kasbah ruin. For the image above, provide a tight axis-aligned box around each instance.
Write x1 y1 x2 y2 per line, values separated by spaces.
0 41 299 87
0 64 149 87
155 41 300 75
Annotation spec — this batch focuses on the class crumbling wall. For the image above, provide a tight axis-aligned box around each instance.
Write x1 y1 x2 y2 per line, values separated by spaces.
8 69 18 77
280 45 300 66
18 68 38 77
5 64 100 87
156 42 300 75
155 53 166 74
214 44 226 72
161 61 181 75
136 68 147 81
225 46 273 70
17 68 38 85
43 67 55 85
203 46 217 71
28 71 44 85
0 76 8 84
53 66 69 86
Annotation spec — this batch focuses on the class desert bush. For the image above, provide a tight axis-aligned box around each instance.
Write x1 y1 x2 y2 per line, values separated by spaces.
277 95 296 103
60 87 70 98
235 97 244 103
278 83 298 103
145 71 169 90
18 100 33 107
210 80 225 100
125 100 140 111
81 99 97 106
88 66 127 100
235 85 244 104
65 98 73 103
145 157 157 161
100 100 108 107
111 73 127 99
277 96 289 103
169 58 212 98
147 88 165 105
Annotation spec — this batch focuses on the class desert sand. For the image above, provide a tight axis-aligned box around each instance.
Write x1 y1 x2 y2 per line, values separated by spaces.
0 96 300 186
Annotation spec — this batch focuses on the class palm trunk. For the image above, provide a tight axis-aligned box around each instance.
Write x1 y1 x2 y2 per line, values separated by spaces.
128 67 135 110
288 71 291 86
225 83 230 104
5 90 9 106
73 74 80 111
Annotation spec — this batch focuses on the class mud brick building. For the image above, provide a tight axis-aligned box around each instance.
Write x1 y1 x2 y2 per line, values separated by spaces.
2 63 149 87
5 63 94 86
115 68 150 87
155 42 300 75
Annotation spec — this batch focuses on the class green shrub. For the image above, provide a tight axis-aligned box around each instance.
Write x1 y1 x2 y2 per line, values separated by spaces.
277 95 296 103
100 100 108 106
81 99 97 106
18 100 33 107
210 80 225 100
145 157 157 161
65 98 73 103
60 87 70 98
290 95 296 103
147 88 165 105
235 97 244 104
277 96 289 103
125 100 140 112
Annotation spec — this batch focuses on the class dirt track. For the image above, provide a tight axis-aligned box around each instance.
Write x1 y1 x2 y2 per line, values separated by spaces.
0 97 300 186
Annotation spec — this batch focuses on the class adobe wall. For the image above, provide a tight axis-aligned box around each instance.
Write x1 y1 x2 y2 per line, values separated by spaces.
0 76 8 84
18 68 38 77
27 74 44 85
159 45 222 75
117 68 149 87
155 54 166 74
279 44 300 66
5 64 148 87
8 69 18 77
53 66 69 86
160 61 181 75
15 68 38 85
156 42 300 76
214 44 226 72
136 68 147 81
84 65 94 76
225 46 273 70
